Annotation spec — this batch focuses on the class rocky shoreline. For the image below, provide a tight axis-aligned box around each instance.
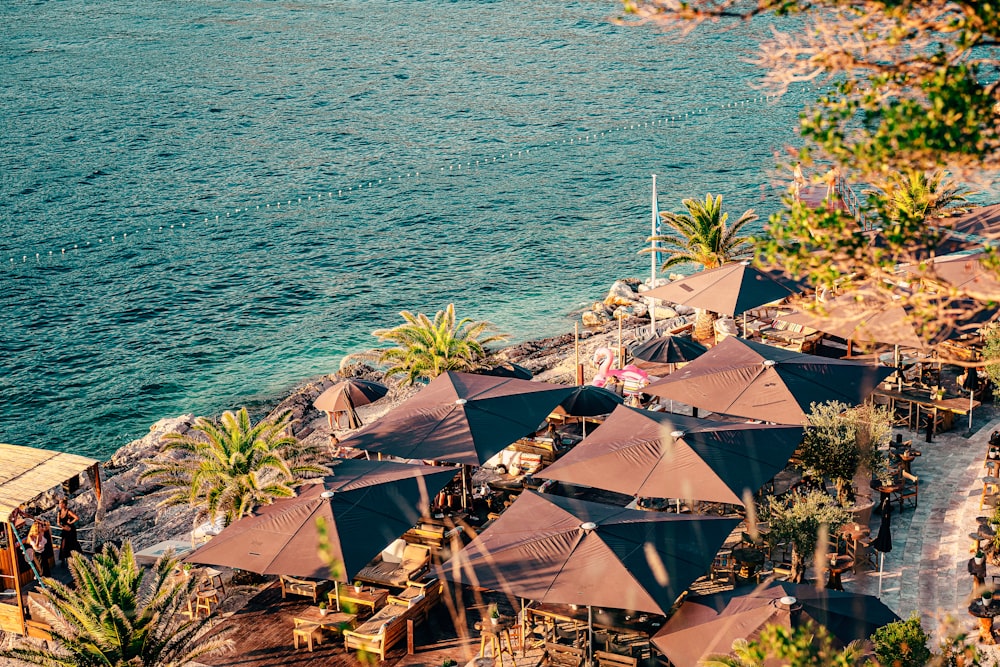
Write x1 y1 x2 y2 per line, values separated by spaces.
61 278 670 554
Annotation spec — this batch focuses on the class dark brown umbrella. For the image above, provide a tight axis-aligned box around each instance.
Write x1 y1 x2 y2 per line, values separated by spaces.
440 490 738 615
778 290 926 351
538 405 803 506
643 337 894 425
314 379 389 429
183 459 459 580
651 582 900 667
907 251 1000 302
631 335 709 375
341 371 575 467
644 262 802 317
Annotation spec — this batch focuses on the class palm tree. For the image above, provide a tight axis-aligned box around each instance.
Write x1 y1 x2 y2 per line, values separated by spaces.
640 193 757 339
642 193 756 271
0 542 232 667
373 303 509 385
141 408 328 527
866 169 977 223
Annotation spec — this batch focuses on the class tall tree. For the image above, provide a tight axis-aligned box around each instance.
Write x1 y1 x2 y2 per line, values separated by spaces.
865 169 977 224
373 303 509 385
142 407 328 526
640 193 756 339
0 542 232 667
621 0 1000 324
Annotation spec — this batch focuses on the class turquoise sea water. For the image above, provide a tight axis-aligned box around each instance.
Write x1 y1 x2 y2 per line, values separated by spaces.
1 0 813 459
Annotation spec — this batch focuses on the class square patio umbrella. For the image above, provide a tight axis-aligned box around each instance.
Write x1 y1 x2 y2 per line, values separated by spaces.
440 490 738 616
183 459 459 581
904 251 1000 302
651 582 900 667
643 262 802 318
643 337 894 425
537 405 803 506
340 371 575 467
630 334 708 376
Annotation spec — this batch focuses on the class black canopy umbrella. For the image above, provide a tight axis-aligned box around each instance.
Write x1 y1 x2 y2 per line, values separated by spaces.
183 459 459 580
478 363 534 380
651 582 900 667
341 371 575 467
556 385 624 417
872 496 893 597
633 335 708 365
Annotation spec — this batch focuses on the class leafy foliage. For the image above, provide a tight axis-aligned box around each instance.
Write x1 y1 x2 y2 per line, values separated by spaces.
983 327 1000 402
800 401 892 505
620 0 1000 327
870 614 933 667
640 193 756 272
141 407 328 526
864 170 977 224
703 622 865 667
762 490 849 583
373 303 509 385
0 542 232 667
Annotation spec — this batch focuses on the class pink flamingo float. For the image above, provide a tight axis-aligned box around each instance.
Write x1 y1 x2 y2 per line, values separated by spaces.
590 347 651 397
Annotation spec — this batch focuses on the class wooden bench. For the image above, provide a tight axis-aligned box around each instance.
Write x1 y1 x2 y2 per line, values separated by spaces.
595 650 638 667
343 583 440 660
402 525 446 551
537 642 585 667
280 575 324 603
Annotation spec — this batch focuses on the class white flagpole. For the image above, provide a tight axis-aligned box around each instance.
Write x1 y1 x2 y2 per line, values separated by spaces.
649 174 659 340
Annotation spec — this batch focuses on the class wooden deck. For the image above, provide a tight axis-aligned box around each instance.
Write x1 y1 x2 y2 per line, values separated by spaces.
195 581 501 667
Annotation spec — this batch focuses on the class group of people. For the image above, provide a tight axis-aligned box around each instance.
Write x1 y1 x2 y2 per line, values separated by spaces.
10 497 83 577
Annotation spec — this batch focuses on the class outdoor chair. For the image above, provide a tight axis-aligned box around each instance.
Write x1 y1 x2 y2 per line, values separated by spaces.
709 549 734 584
279 575 323 603
540 641 585 667
343 589 438 661
595 649 639 667
897 471 919 511
292 621 324 652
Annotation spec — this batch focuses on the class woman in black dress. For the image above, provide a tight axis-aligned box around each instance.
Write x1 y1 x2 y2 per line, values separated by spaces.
57 498 82 562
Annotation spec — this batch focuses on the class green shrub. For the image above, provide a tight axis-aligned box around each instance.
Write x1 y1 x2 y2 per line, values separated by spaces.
870 614 932 667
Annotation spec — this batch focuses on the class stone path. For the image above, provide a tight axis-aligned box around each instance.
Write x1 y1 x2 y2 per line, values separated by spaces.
836 409 1000 653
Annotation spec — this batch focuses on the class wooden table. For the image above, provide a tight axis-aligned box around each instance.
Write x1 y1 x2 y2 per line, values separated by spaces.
731 547 765 581
525 602 662 638
871 388 980 441
330 587 388 617
825 555 854 591
292 609 357 636
969 599 1000 644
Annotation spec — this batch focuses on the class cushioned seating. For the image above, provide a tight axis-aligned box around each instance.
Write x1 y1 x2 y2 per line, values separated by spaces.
354 544 431 588
343 579 441 660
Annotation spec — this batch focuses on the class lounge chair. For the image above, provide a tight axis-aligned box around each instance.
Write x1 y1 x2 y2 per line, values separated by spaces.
343 580 440 660
280 575 324 603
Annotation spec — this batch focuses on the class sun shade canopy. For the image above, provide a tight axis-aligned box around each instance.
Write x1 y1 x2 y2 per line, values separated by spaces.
0 443 99 523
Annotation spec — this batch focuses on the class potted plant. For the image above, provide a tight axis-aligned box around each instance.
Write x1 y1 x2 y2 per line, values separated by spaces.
976 550 985 565
318 601 328 616
353 580 363 594
983 590 993 608
488 603 500 626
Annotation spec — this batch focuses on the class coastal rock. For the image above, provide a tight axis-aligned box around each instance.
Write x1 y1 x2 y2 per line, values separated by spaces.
107 415 195 469
652 305 678 320
673 304 695 316
637 277 670 291
591 302 610 315
604 280 639 307
582 311 610 327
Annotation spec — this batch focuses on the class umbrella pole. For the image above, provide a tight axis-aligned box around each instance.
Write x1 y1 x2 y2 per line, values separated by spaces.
334 581 341 611
970 387 975 433
877 552 884 597
521 598 527 656
587 605 594 667
618 317 624 370
575 323 583 386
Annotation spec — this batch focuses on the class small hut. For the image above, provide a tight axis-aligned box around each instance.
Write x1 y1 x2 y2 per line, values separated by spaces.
0 442 101 637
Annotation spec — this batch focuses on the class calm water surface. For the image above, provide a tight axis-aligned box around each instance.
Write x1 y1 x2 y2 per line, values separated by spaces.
1 0 813 458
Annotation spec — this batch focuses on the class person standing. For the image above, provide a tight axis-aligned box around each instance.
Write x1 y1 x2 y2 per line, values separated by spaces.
57 498 82 562
26 521 50 576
